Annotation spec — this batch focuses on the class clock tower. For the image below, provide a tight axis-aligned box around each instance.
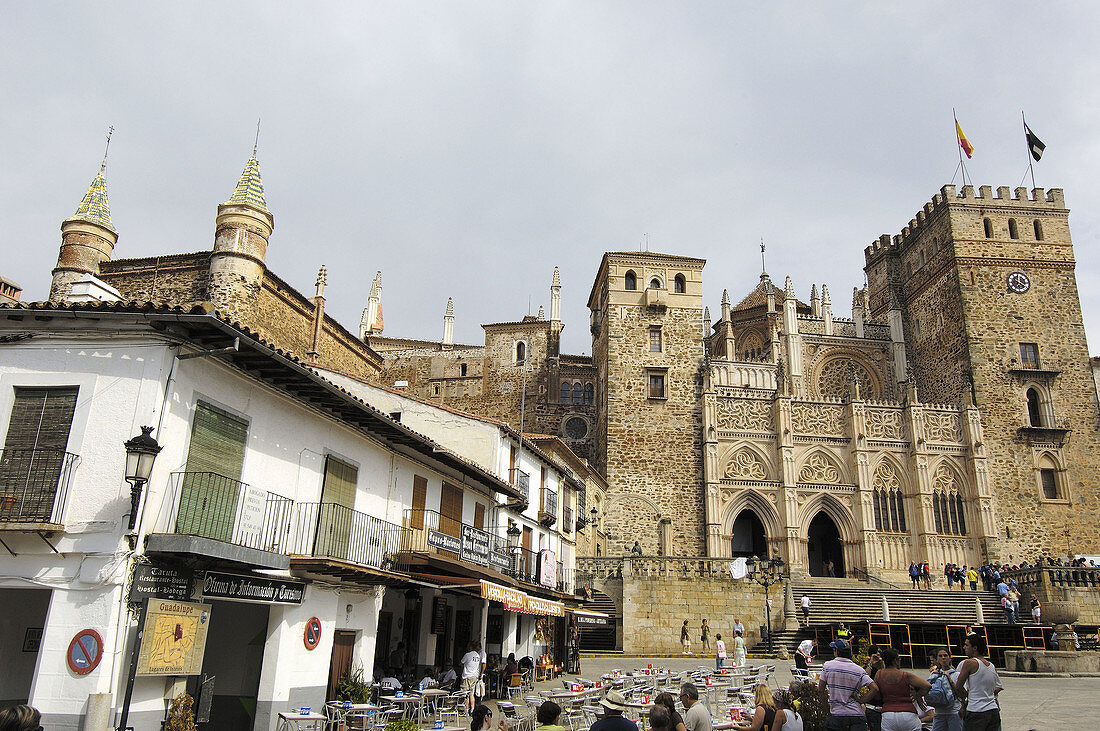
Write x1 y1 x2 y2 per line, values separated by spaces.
864 184 1100 560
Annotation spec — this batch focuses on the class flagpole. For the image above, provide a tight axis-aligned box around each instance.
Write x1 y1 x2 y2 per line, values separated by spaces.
1023 111 1036 189
953 108 968 186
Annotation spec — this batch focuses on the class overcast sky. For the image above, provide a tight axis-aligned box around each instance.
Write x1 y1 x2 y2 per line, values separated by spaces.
4 3 1100 358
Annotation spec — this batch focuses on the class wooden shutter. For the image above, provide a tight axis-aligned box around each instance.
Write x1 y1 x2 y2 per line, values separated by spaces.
522 526 532 551
177 402 248 540
321 456 357 508
317 456 357 559
411 475 428 530
440 482 463 538
1 387 79 521
473 502 485 530
3 387 79 452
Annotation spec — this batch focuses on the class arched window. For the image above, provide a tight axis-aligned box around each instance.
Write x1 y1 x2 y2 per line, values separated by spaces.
932 465 967 536
560 381 571 404
624 271 637 290
1033 219 1044 240
1008 218 1019 239
584 382 594 405
572 382 582 405
1026 387 1043 427
1038 454 1061 500
650 277 662 289
674 274 686 293
515 341 526 365
872 462 906 533
983 218 993 238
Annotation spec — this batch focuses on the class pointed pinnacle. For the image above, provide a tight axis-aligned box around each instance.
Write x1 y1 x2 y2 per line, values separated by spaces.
721 289 730 306
822 284 831 304
552 266 561 287
784 276 795 298
445 297 454 317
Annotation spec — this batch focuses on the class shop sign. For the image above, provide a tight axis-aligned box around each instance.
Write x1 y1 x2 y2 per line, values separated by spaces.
460 524 490 566
67 629 104 675
232 484 270 547
525 595 564 617
130 564 193 602
202 571 305 605
135 600 212 676
427 529 461 554
537 549 557 589
480 579 526 607
431 597 448 635
573 614 609 626
489 550 511 573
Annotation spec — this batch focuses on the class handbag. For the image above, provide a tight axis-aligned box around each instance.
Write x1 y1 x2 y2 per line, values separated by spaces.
475 679 486 697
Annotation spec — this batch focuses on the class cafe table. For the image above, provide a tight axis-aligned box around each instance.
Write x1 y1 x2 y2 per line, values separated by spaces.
276 710 326 731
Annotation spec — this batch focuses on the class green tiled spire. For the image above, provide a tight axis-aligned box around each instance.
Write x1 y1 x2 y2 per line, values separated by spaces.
70 170 115 232
226 155 268 212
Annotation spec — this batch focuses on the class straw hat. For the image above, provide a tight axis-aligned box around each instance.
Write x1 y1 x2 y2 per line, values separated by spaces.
600 690 629 712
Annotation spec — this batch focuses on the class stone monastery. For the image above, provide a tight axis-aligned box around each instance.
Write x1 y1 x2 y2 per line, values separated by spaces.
42 151 1100 584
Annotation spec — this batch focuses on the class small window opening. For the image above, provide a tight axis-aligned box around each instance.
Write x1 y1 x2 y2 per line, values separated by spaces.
1034 220 1044 240
650 277 662 289
1008 218 1019 239
624 271 637 290
674 274 686 293
1026 388 1043 427
984 218 993 238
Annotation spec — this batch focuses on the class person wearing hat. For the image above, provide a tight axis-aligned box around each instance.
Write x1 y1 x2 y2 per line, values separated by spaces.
592 690 638 731
818 638 877 730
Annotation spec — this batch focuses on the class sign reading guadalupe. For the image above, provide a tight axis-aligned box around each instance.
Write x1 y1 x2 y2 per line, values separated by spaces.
130 564 193 602
427 529 461 554
201 571 305 605
135 600 212 676
460 525 490 566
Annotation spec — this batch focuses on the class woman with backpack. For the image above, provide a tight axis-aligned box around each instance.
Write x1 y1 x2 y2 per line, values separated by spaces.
926 647 962 731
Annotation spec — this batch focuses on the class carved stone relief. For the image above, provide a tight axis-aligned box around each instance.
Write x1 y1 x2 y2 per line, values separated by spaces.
871 461 901 491
865 408 902 440
724 449 768 480
797 452 842 484
924 412 962 443
717 398 773 432
792 402 844 435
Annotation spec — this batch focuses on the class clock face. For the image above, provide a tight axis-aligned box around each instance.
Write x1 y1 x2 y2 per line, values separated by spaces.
1007 271 1030 294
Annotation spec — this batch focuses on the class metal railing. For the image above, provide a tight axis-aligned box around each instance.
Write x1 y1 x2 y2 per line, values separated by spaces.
850 566 903 589
0 448 79 524
290 502 406 571
509 468 529 502
168 471 292 553
400 508 513 573
541 488 558 518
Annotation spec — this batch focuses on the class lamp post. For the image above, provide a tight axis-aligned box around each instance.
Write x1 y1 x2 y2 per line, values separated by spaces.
123 426 162 531
589 507 598 552
507 520 523 579
746 554 789 656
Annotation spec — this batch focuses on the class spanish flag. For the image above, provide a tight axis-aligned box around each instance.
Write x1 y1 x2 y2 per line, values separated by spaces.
956 119 974 159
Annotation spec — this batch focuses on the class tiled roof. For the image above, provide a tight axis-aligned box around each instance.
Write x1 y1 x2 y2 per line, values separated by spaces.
734 278 809 311
227 155 268 212
69 170 115 231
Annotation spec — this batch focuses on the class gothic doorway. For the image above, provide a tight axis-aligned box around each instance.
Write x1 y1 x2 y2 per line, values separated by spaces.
730 509 767 558
807 512 845 577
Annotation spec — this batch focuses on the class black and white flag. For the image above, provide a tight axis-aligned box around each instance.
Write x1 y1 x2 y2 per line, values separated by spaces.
1025 123 1046 161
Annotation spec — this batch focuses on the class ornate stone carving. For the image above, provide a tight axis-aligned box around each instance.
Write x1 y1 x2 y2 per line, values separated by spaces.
932 463 958 492
865 408 902 440
871 461 901 491
717 398 773 432
924 411 962 443
792 402 844 435
724 449 767 480
797 452 841 484
818 357 877 400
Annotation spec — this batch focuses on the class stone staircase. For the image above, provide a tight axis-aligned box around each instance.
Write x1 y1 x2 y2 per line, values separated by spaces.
749 578 1006 657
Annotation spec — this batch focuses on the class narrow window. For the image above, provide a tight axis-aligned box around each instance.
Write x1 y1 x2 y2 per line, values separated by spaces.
1033 219 1044 240
411 475 427 530
650 277 662 289
674 274 686 293
873 492 884 530
1040 468 1059 500
649 327 662 353
624 271 637 291
648 371 666 399
983 218 993 238
1019 343 1039 369
460 363 467 376
178 401 249 541
318 456 358 558
955 494 966 535
1026 388 1043 427
516 341 526 365
560 381 571 404
473 502 485 530
906 262 913 278
1008 218 1019 239
584 382 594 405
572 381 582 405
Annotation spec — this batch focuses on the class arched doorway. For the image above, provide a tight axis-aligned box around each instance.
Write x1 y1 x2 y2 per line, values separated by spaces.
807 512 845 577
730 509 767 558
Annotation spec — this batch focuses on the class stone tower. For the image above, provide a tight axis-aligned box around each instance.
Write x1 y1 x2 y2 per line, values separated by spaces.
588 252 707 555
208 152 274 318
49 166 117 302
864 184 1100 559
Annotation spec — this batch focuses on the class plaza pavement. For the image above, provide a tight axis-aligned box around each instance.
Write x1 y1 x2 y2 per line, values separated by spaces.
519 655 1100 731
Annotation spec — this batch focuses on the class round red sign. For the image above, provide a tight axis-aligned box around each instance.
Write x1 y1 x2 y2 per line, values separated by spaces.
67 629 104 675
304 617 322 650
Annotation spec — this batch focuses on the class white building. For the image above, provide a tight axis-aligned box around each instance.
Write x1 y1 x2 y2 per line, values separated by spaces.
0 303 579 731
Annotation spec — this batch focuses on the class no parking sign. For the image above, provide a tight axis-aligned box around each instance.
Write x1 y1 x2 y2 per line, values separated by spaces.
67 629 104 675
304 617 322 650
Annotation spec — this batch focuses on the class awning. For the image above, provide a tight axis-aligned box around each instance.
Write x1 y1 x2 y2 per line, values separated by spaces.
569 608 610 626
480 580 565 617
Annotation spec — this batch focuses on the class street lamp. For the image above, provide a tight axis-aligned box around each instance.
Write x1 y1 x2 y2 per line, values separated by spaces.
746 554 788 656
123 426 162 531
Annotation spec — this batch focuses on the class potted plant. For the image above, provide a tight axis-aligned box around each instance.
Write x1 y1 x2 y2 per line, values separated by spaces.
335 666 371 704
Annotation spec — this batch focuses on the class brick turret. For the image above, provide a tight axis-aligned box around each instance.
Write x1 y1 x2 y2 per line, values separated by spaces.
208 151 274 317
50 166 118 302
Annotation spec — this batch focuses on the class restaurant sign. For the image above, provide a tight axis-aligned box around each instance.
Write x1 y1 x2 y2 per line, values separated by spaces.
489 550 511 573
460 525 490 566
525 595 565 617
480 580 526 607
427 529 461 554
573 613 609 626
202 571 305 605
129 564 193 602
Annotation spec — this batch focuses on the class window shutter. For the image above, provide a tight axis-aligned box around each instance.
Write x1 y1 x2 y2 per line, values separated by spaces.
177 402 248 540
4 387 78 452
440 483 463 538
317 456 358 560
473 502 485 530
321 456 357 509
411 475 428 530
184 402 248 480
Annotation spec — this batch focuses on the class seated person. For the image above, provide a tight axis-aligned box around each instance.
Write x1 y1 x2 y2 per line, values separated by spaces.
438 660 458 688
504 653 520 677
419 667 439 688
380 669 403 691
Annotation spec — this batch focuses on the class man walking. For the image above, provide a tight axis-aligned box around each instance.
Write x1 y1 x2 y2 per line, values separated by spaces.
967 566 978 591
800 594 812 626
680 683 712 731
953 634 1002 731
818 638 876 731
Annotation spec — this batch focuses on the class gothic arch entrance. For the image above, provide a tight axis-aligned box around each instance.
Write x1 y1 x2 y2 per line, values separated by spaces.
730 509 768 558
807 512 845 577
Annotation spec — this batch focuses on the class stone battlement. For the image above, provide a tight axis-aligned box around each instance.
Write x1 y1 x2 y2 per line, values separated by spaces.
865 184 1066 264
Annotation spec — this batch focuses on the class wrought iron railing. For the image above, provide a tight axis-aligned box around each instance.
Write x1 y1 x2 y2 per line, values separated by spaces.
400 508 513 574
0 448 79 524
541 488 558 518
290 502 406 571
509 468 529 502
168 471 292 553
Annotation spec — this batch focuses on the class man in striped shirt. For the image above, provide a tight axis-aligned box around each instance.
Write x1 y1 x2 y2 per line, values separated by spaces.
818 638 877 730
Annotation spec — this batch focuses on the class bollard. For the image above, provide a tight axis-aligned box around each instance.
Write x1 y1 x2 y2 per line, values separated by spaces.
85 692 112 731
881 596 890 622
